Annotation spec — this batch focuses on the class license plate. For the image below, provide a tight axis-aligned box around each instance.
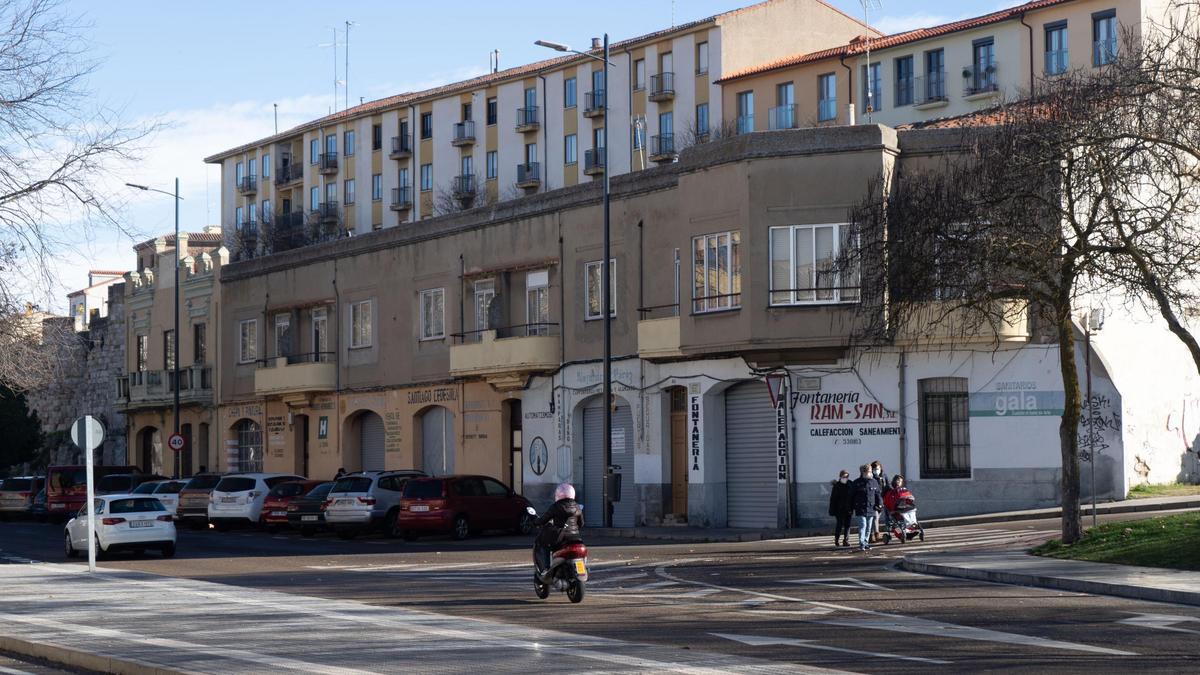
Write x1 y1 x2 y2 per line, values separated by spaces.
336 499 353 506
573 560 587 575
271 511 285 517
410 505 429 512
130 520 153 528
301 515 318 522
221 496 238 503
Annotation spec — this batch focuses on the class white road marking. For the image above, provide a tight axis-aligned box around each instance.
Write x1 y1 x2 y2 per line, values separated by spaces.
625 580 679 591
784 578 889 591
1118 613 1200 635
0 665 36 675
743 608 836 617
712 632 952 665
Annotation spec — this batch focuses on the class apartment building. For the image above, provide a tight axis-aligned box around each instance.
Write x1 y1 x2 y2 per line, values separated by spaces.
116 229 226 476
203 0 876 260
716 0 1171 132
67 270 125 331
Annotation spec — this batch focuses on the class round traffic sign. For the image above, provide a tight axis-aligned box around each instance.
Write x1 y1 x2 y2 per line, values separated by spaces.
168 433 186 452
70 416 106 452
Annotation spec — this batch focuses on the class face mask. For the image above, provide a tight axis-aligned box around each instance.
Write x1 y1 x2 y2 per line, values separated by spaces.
839 477 848 483
873 469 881 477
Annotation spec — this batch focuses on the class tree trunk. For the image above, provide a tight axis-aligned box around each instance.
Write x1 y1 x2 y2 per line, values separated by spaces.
1129 250 1200 375
1055 303 1084 544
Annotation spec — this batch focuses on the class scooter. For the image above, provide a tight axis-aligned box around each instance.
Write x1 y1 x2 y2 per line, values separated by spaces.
528 506 588 603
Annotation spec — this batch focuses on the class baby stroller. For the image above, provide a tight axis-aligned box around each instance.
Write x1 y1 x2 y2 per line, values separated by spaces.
881 486 924 544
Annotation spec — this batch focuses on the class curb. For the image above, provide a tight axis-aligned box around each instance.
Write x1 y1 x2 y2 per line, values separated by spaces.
921 498 1200 529
0 635 189 675
900 555 1200 607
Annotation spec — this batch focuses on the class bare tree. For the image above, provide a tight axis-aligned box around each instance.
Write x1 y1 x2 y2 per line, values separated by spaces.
677 117 740 152
0 0 152 389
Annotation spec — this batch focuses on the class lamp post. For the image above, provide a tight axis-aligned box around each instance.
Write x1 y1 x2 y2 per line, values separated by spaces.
537 35 613 526
126 179 183 479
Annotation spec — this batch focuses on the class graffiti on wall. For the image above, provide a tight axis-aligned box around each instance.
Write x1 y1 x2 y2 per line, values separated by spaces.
1165 396 1200 455
1078 394 1121 462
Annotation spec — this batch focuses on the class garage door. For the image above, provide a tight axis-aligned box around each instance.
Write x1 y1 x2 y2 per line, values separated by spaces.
421 406 455 476
360 412 385 472
725 381 778 528
582 398 636 527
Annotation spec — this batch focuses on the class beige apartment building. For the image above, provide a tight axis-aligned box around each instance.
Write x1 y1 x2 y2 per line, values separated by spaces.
116 230 226 476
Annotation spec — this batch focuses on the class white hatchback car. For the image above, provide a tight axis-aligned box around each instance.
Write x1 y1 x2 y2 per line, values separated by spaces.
64 495 177 558
131 479 189 516
324 470 425 539
207 473 303 530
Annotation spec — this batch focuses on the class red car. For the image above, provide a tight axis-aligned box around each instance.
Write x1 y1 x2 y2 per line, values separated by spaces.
46 465 139 522
397 475 534 541
260 479 324 530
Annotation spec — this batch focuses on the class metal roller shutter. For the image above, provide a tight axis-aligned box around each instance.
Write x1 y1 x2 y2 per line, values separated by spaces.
421 407 456 476
610 403 635 528
582 402 605 526
725 381 778 528
360 412 386 472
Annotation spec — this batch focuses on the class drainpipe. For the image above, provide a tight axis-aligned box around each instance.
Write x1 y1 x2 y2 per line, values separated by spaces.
839 54 856 125
898 350 907 479
1019 11 1035 95
459 254 466 340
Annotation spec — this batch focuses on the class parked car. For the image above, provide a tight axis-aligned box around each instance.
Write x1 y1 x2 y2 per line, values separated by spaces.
30 488 48 522
177 473 223 529
46 465 139 521
64 495 177 558
97 473 167 495
260 480 325 530
0 476 44 519
285 481 335 536
398 475 534 541
207 473 304 530
149 479 189 517
324 470 425 539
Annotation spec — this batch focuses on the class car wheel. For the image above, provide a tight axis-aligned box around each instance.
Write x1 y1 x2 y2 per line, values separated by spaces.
534 575 550 599
64 532 78 559
161 542 176 558
567 579 585 604
386 508 403 539
517 512 536 536
336 528 356 540
452 515 470 541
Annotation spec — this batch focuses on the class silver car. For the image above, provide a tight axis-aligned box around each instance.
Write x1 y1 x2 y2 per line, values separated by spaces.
324 470 425 539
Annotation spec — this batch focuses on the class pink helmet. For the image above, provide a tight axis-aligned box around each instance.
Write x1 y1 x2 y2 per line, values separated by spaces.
554 482 576 501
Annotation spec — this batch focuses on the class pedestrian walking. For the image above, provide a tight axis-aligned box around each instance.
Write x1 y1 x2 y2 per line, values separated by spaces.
851 464 883 551
828 470 853 548
870 461 890 542
335 467 346 479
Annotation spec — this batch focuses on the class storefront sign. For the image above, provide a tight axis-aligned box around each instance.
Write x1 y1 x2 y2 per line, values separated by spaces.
776 379 790 481
406 387 458 405
689 393 702 473
529 437 548 476
318 416 328 439
970 382 1064 417
611 428 626 452
803 390 899 443
383 411 402 453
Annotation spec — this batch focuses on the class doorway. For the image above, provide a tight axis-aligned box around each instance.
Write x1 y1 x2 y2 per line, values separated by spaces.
504 400 523 493
668 387 688 519
294 414 310 477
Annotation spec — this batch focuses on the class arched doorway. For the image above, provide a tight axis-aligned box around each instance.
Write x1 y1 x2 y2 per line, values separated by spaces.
358 411 385 472
724 381 777 528
233 419 263 473
666 386 689 520
580 395 634 528
418 406 455 476
136 427 160 474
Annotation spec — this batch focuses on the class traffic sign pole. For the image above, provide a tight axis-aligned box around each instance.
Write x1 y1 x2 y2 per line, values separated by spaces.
84 420 95 573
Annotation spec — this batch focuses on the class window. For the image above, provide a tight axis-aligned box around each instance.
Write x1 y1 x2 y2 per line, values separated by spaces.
861 62 881 113
420 164 432 191
274 313 291 357
420 112 433 139
692 231 741 313
696 41 709 75
818 73 837 121
564 134 578 164
895 55 914 106
372 123 382 150
325 133 336 155
399 167 409 189
136 334 147 371
310 138 318 164
925 49 946 100
312 307 328 358
238 319 258 364
564 77 577 108
585 259 616 320
309 186 319 210
525 142 537 165
344 130 355 156
736 91 753 133
461 102 472 121
527 270 549 336
1045 21 1068 75
772 82 795 129
486 150 498 180
695 103 709 138
1093 10 1116 66
325 181 336 204
372 174 382 201
634 59 646 90
474 279 495 333
261 199 271 224
350 300 372 348
163 330 175 371
235 206 244 228
193 323 206 364
262 153 270 178
970 39 997 94
658 111 673 145
632 125 643 150
344 178 355 205
919 377 971 479
248 158 257 178
247 201 256 224
234 419 263 473
486 97 497 125
420 289 445 340
769 223 859 305
235 161 244 182
461 154 473 178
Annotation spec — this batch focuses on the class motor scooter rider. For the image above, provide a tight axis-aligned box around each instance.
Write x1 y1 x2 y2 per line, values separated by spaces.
534 482 584 574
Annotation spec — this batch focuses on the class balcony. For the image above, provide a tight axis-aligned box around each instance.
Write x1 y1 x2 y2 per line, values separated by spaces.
318 152 338 175
736 115 754 135
649 72 675 102
516 162 541 189
584 148 605 176
237 175 257 194
312 201 340 230
268 210 307 252
453 174 477 199
893 300 1030 346
584 90 605 118
274 161 303 187
962 61 999 99
450 325 561 391
516 106 540 133
116 366 213 412
914 71 948 109
390 134 413 159
254 353 337 403
390 186 413 211
769 104 797 130
636 305 682 361
451 120 476 146
648 134 677 163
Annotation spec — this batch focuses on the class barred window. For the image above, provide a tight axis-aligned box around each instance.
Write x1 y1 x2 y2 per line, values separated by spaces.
919 377 971 478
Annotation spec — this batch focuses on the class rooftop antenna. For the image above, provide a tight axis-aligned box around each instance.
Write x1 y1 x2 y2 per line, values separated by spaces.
273 103 278 134
490 49 500 74
345 20 355 111
671 0 676 27
860 0 883 122
317 27 345 112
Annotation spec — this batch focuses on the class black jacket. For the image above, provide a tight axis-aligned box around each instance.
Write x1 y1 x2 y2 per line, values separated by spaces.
536 498 584 547
851 476 883 517
828 480 853 517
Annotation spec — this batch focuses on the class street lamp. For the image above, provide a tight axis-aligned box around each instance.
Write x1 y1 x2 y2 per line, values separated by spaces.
126 179 183 479
537 34 614 527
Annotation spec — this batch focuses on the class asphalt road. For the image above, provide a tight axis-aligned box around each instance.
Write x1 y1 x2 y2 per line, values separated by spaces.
2 511 1199 673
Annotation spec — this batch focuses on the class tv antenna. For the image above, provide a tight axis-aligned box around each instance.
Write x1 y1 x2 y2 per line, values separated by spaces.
860 0 883 122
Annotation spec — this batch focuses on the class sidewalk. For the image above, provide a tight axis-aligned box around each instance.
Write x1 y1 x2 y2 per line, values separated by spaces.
901 551 1200 606
0 563 830 675
588 495 1200 543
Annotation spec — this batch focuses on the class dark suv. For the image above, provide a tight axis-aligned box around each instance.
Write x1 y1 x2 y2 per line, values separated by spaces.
397 475 534 540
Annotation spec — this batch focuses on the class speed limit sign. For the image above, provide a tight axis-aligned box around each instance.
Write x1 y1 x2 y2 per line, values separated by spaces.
168 433 186 452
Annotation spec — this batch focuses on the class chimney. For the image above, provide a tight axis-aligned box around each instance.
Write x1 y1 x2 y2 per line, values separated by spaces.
591 37 602 51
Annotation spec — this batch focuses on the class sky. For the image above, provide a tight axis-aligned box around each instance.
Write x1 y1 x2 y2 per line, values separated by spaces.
45 0 1015 310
